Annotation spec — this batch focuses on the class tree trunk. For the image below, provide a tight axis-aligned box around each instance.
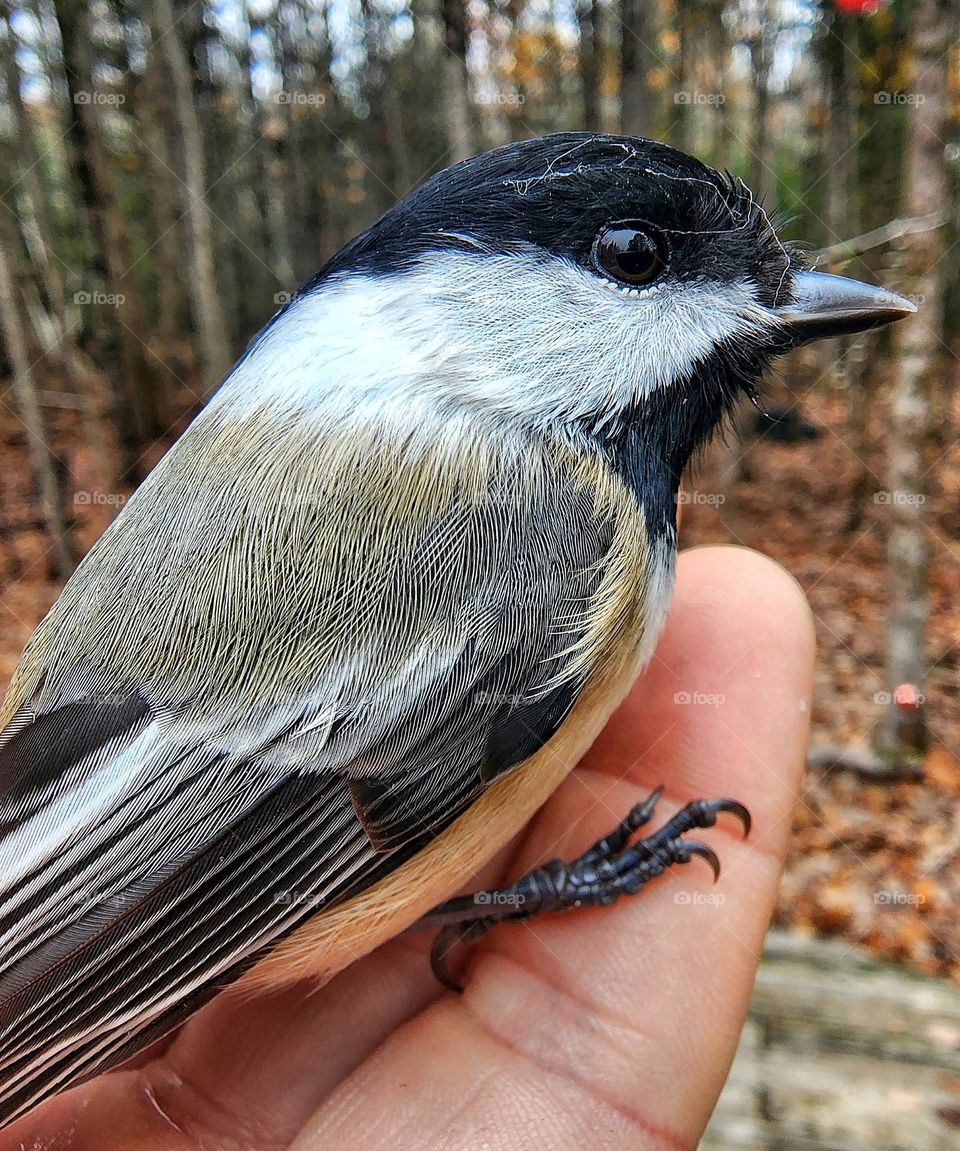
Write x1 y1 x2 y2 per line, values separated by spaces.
747 0 774 203
1 8 66 323
2 8 118 493
151 0 233 392
278 0 329 280
359 0 415 201
823 11 873 532
824 11 859 249
51 0 159 463
620 0 658 137
0 234 75 577
669 0 690 153
382 68 415 194
577 0 600 132
139 36 189 339
875 0 951 767
244 11 287 314
440 0 474 161
709 2 733 169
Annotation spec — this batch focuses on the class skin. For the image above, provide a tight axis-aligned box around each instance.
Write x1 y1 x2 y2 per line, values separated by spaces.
2 545 814 1151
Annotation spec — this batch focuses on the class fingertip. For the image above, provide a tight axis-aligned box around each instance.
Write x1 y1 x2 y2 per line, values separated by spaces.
676 545 815 674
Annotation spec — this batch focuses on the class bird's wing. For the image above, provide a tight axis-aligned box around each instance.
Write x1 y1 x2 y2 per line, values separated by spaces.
0 401 649 1124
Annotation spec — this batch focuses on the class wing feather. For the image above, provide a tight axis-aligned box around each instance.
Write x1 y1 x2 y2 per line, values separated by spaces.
0 405 643 1126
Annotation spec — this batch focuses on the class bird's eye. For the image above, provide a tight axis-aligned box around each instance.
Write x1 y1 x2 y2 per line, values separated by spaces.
593 224 667 288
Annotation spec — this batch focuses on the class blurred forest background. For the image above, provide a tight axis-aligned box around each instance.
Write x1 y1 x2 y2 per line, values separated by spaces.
0 0 959 1139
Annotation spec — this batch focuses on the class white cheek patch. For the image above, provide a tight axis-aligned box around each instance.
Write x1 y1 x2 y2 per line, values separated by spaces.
213 247 773 431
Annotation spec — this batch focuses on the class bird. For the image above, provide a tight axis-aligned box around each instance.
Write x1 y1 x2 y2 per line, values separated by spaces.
0 131 914 1127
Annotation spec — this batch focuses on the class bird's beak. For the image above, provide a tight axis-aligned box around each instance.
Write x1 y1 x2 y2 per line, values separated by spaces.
772 269 916 345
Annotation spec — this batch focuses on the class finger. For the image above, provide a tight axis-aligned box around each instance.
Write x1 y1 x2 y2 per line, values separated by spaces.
291 545 813 1151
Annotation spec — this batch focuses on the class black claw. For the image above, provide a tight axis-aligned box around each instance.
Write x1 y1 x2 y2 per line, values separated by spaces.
639 784 665 813
623 786 663 833
683 840 722 881
430 926 464 993
430 921 490 993
713 799 752 837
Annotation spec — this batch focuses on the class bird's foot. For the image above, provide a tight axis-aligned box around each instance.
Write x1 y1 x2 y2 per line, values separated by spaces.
416 788 751 992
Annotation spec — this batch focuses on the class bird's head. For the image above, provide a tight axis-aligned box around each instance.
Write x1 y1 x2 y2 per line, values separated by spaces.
245 133 913 467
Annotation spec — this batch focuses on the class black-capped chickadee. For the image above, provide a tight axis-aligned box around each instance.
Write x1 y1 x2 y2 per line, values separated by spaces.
0 132 914 1126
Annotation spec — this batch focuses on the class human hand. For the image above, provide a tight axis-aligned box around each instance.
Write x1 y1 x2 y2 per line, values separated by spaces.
3 546 813 1151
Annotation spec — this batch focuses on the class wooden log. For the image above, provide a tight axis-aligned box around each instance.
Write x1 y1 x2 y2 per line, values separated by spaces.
702 929 960 1150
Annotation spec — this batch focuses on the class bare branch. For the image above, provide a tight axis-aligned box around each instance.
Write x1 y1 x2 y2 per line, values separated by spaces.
814 212 948 266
